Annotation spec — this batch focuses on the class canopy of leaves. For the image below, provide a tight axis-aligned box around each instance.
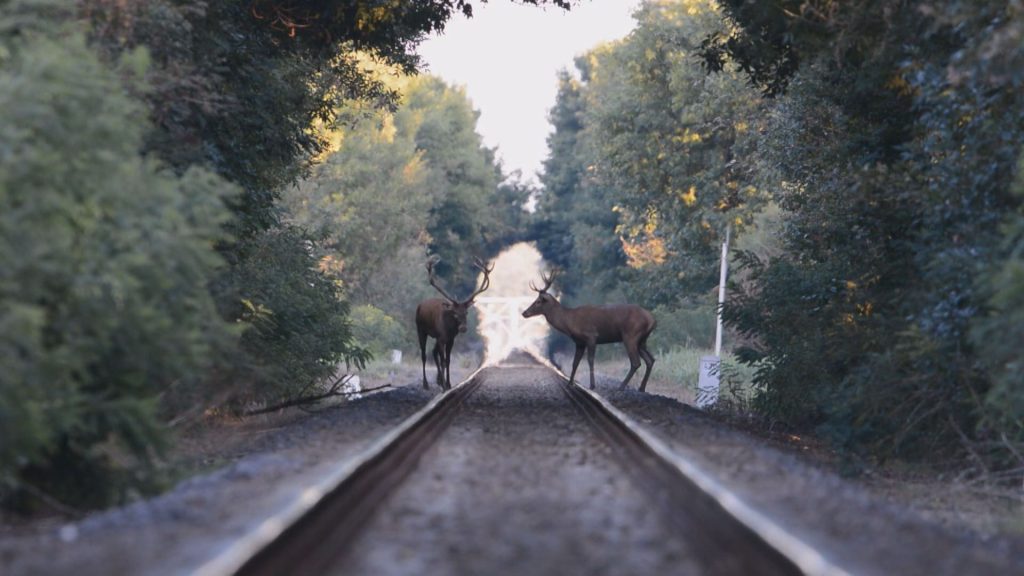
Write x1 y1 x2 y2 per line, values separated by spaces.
532 0 766 308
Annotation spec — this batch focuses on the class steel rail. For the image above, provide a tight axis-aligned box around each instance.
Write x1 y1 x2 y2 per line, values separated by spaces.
192 367 487 576
554 371 851 576
193 351 850 576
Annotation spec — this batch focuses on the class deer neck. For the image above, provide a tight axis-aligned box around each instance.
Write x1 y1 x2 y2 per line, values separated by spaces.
543 302 574 336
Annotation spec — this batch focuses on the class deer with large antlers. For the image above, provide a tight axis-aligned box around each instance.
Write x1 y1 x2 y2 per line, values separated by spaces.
415 257 494 390
522 271 657 392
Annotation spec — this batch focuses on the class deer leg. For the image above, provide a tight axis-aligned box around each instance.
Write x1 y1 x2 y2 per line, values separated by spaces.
419 332 430 390
619 338 642 391
587 343 597 390
569 343 585 385
432 341 443 388
444 337 455 390
638 339 655 392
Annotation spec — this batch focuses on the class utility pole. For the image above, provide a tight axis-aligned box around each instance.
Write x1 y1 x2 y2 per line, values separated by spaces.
714 224 731 357
698 224 730 408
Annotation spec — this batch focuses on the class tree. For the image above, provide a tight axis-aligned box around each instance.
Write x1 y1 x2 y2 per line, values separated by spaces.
285 69 527 350
1 0 573 511
0 21 234 508
533 66 630 304
533 0 766 316
582 0 766 304
715 0 1024 466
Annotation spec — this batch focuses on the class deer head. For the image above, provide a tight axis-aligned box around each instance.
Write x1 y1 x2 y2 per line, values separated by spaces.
522 270 558 318
427 257 494 333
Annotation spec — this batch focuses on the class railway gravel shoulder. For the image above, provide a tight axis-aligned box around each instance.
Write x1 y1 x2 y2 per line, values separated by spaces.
596 378 1024 576
0 383 440 576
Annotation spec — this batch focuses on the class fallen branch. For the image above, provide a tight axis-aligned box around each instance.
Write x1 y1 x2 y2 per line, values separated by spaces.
243 383 392 416
948 414 991 478
19 483 83 518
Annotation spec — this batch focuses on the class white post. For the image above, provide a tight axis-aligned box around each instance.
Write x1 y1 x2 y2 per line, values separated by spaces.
714 224 731 357
698 224 730 409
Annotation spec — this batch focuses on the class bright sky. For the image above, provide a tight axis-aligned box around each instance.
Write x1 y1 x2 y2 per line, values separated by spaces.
419 0 643 182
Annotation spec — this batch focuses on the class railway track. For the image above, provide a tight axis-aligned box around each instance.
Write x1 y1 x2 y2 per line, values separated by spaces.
194 355 847 576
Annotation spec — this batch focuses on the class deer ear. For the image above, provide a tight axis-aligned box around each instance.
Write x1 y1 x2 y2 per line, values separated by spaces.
442 300 454 311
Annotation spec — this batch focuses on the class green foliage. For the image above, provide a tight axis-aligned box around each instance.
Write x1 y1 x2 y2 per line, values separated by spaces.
531 0 766 308
0 27 234 507
584 1 766 298
1 0 572 514
81 0 419 409
973 153 1024 436
532 67 629 303
401 76 511 288
285 71 526 348
349 305 406 358
288 102 434 303
718 0 1024 467
224 227 369 403
648 303 716 351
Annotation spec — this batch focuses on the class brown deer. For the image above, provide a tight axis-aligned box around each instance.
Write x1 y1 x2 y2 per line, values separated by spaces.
522 272 656 392
415 258 493 390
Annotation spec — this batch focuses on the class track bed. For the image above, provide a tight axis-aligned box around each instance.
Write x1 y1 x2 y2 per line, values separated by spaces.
332 365 701 575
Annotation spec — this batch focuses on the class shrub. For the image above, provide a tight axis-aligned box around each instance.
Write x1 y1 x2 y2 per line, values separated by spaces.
0 28 234 508
222 227 370 404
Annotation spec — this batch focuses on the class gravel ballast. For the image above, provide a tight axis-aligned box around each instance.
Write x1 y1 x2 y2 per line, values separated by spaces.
332 365 702 576
596 376 1024 576
4 361 1022 576
0 384 439 576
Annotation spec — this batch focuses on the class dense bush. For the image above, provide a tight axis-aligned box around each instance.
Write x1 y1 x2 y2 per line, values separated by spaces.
972 155 1024 442
0 27 234 508
714 0 1024 467
1 0 568 512
221 227 369 404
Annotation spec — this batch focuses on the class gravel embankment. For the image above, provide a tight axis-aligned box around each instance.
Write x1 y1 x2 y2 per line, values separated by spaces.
332 366 703 576
0 383 440 576
597 376 1024 576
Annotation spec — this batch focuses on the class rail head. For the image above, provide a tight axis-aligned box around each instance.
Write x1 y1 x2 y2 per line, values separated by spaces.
514 346 849 576
191 366 488 576
563 375 851 576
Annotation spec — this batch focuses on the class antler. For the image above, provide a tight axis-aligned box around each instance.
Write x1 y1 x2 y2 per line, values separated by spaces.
426 258 459 303
464 257 494 303
529 270 557 293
